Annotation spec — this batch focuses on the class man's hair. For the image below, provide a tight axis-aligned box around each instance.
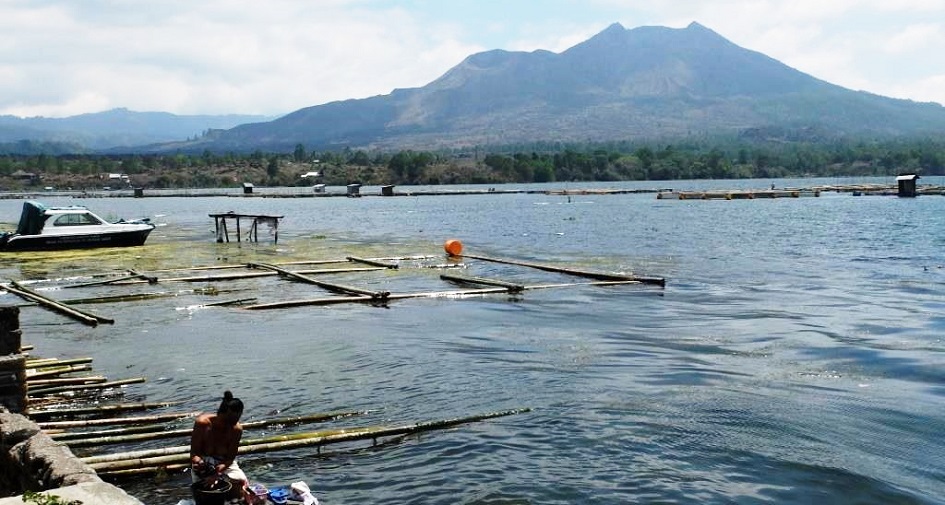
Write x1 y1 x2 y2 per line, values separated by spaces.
217 390 244 416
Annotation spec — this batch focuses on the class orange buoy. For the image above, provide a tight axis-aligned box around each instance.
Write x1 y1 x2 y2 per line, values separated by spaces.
444 239 463 256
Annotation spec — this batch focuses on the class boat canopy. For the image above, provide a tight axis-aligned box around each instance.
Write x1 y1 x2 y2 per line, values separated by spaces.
15 201 48 235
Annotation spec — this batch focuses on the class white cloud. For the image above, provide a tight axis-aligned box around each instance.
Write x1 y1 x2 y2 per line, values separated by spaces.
0 1 479 117
884 23 944 55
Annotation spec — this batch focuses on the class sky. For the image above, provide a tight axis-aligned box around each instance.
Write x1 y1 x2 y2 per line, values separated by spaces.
2 0 944 118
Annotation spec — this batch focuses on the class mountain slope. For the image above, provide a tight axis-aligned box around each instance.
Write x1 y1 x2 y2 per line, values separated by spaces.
24 21 945 154
0 108 274 151
189 21 944 153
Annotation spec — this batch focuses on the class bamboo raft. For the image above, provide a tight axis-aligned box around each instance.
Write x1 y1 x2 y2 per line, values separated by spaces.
2 246 664 322
657 189 821 200
86 407 531 478
23 357 532 483
17 345 534 485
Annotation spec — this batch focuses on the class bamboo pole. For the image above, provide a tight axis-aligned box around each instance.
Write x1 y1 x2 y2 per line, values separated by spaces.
57 292 178 305
50 424 168 441
127 269 158 284
439 273 525 292
459 253 666 287
38 411 198 429
197 298 257 307
28 377 145 397
249 262 389 299
243 280 643 310
346 256 399 269
16 256 433 287
88 408 529 472
72 409 370 449
1 283 102 326
84 427 375 465
24 358 60 367
26 364 93 379
63 275 146 289
10 281 116 324
11 281 117 323
142 267 383 284
29 402 186 421
95 463 190 477
26 357 94 369
27 376 107 387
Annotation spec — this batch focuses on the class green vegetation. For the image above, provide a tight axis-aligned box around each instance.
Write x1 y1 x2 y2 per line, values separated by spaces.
1 137 943 190
21 490 82 505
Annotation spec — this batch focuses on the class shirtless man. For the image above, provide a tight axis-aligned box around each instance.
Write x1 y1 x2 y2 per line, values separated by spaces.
190 390 247 501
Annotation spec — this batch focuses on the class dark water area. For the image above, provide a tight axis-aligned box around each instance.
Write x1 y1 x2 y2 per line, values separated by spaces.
1 178 943 504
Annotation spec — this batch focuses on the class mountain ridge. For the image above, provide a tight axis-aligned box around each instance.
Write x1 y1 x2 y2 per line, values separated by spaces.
190 21 944 153
0 108 275 151
5 22 945 154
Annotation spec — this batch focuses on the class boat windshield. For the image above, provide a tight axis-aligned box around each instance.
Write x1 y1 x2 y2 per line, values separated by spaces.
52 212 103 226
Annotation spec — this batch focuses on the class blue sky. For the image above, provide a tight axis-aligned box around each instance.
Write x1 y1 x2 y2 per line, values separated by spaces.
1 0 943 117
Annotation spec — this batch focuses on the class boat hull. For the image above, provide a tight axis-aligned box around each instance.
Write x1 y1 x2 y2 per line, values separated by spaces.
0 228 153 251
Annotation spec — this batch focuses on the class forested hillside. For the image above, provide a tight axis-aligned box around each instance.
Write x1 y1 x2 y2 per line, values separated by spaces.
2 137 942 191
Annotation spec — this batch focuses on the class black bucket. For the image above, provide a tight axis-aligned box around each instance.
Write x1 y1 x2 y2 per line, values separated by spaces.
191 479 233 505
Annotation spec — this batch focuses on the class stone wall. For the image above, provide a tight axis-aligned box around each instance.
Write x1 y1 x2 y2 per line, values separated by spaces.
0 410 144 504
0 305 92 494
0 307 142 504
0 410 100 492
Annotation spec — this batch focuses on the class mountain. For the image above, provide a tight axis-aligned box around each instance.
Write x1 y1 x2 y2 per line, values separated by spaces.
172 21 945 153
0 108 274 151
8 22 945 155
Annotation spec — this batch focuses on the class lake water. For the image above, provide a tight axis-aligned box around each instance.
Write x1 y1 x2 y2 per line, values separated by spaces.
1 178 943 505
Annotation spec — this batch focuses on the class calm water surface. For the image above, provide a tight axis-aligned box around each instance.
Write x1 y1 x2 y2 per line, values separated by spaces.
1 179 943 504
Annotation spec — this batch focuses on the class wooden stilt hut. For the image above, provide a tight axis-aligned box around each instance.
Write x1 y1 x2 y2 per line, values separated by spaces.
210 212 284 244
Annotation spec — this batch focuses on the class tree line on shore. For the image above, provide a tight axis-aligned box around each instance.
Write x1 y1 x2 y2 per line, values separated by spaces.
1 137 944 190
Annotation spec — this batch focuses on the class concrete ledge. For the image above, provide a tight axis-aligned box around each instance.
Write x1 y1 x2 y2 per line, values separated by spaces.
0 481 144 505
0 410 143 504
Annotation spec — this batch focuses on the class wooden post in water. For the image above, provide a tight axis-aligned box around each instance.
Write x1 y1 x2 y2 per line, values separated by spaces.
0 306 27 414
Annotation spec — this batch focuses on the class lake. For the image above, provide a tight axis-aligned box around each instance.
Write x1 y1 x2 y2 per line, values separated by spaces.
1 178 943 504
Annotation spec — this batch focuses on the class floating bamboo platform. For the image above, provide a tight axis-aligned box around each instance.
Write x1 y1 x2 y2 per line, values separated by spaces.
87 407 531 479
4 247 664 319
17 344 533 486
657 183 945 200
658 189 821 200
